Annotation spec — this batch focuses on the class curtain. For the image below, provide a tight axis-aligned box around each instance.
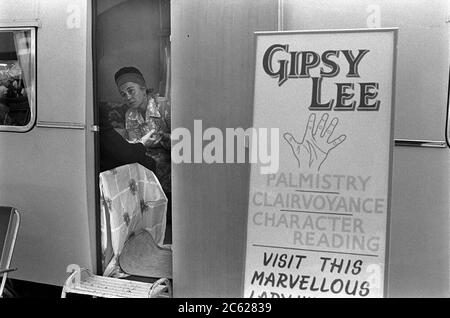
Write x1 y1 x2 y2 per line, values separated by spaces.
13 31 32 103
164 44 171 100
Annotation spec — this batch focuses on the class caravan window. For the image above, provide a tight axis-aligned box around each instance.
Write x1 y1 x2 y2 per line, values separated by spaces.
0 28 36 132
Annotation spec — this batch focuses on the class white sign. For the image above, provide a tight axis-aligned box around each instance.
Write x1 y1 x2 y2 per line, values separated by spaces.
244 29 397 298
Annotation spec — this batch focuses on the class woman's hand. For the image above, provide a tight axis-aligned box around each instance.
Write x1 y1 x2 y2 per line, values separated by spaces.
141 130 162 148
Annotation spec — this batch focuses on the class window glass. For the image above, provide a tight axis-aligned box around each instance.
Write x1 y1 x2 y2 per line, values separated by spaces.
0 28 35 132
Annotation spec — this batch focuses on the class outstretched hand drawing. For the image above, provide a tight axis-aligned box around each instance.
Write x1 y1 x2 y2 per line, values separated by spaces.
283 113 346 171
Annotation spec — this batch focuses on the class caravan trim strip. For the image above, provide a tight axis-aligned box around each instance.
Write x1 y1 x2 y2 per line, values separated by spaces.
395 139 447 148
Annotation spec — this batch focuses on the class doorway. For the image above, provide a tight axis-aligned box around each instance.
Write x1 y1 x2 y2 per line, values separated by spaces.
93 0 172 279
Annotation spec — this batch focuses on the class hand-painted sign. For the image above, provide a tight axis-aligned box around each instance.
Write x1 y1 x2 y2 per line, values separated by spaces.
244 29 397 298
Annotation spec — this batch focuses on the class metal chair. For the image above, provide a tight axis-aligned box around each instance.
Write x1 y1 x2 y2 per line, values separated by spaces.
0 207 20 297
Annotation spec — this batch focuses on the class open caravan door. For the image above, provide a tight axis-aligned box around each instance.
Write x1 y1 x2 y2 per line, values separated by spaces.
172 0 450 297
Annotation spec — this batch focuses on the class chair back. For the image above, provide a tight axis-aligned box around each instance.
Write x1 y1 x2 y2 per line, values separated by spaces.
99 163 168 276
0 207 20 297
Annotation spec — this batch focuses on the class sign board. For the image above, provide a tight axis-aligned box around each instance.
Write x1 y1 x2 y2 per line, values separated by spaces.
244 29 397 298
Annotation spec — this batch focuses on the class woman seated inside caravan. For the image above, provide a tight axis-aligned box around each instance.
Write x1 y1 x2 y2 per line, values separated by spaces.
113 66 171 195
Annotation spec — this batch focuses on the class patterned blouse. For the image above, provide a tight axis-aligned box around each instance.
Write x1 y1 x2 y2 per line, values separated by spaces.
125 95 171 194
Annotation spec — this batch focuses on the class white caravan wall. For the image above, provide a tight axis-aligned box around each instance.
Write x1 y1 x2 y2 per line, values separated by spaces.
0 0 95 285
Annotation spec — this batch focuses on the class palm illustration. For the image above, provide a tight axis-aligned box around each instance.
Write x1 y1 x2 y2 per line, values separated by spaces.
283 113 346 171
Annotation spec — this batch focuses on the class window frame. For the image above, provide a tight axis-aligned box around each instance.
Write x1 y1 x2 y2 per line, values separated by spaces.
0 26 36 133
